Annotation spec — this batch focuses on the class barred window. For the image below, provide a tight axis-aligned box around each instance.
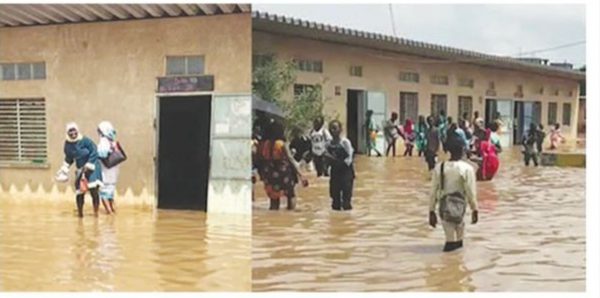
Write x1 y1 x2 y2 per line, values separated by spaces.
399 71 419 83
253 54 275 69
349 65 363 77
0 62 46 81
0 98 47 163
295 59 323 73
293 84 316 97
166 56 204 75
430 74 449 85
458 96 473 120
458 77 474 88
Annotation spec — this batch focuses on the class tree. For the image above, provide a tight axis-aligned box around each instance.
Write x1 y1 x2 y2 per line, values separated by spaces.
252 58 328 138
252 57 296 104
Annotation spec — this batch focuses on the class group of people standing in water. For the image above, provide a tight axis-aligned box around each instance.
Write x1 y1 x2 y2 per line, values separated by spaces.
251 108 568 252
55 121 126 218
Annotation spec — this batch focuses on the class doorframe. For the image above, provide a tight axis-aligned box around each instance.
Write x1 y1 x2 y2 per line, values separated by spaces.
346 88 367 153
154 92 214 208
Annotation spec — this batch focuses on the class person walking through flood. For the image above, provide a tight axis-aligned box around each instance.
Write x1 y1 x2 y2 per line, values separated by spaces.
475 129 500 181
522 122 539 167
257 119 308 210
289 127 313 172
415 115 428 157
384 112 401 157
549 123 566 150
536 124 546 154
488 122 503 153
402 118 415 156
424 116 441 171
323 120 355 211
309 116 332 177
97 121 125 214
365 110 382 157
55 122 103 218
429 133 479 252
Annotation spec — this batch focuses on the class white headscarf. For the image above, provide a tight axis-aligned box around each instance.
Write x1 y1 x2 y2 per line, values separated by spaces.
98 121 116 141
65 122 82 142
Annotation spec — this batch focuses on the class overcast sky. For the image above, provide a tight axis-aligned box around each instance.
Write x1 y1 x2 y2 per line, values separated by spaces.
254 4 586 68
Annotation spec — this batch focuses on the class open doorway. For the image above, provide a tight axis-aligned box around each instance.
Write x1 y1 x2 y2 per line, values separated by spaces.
158 95 211 211
513 101 542 144
346 89 366 153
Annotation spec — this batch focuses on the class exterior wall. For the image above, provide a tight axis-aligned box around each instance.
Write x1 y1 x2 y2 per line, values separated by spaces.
253 31 580 144
0 14 251 209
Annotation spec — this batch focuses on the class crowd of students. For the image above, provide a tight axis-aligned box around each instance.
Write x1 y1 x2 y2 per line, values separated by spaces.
251 109 567 252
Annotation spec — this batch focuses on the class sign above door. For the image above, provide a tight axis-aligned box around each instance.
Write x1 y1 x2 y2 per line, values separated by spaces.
157 75 214 93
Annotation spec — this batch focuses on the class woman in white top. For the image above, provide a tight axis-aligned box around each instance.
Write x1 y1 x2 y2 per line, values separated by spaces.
97 121 121 214
429 132 479 252
309 116 332 177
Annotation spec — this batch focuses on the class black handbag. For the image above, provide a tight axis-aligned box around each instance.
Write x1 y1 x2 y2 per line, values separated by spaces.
101 141 127 169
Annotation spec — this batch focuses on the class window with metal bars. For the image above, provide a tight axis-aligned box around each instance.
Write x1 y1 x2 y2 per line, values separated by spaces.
458 96 473 120
0 62 46 80
430 74 449 85
166 56 204 76
349 65 363 77
399 71 419 83
0 99 47 164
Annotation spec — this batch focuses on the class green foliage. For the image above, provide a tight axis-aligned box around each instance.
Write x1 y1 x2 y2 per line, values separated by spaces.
252 58 328 138
252 58 296 104
282 84 326 138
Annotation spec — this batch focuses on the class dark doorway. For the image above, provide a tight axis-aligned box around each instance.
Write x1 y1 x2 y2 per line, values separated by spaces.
513 101 542 145
158 96 211 210
346 89 365 153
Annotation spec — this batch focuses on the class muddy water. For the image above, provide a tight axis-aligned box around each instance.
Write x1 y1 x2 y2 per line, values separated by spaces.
0 204 250 291
252 148 585 291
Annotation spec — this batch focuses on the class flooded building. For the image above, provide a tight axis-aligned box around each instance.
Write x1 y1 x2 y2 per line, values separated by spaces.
0 4 252 214
252 12 585 153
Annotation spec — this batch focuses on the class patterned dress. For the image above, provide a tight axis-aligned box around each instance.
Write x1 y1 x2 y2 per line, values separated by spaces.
257 140 298 200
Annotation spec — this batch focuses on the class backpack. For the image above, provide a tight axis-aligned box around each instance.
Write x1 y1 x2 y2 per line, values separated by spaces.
438 162 467 224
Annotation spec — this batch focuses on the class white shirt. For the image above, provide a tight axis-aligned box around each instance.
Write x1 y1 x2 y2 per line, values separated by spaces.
310 126 332 156
429 160 478 212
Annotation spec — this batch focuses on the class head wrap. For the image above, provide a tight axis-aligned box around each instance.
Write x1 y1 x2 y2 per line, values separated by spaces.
65 122 83 142
98 121 116 140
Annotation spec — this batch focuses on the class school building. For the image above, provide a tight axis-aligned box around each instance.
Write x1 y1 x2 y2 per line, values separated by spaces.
252 12 585 154
0 4 252 214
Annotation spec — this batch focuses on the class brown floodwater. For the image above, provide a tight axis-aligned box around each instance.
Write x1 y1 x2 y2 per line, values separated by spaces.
0 203 250 291
252 147 586 291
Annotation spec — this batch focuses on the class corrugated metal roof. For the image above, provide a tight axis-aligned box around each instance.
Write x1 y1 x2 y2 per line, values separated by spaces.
0 4 250 27
252 11 585 81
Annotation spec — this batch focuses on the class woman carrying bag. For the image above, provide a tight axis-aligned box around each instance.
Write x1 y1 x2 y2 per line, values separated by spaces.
97 121 126 214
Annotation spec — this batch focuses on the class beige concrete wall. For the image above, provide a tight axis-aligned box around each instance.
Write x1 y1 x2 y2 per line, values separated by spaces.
0 14 251 206
254 31 580 143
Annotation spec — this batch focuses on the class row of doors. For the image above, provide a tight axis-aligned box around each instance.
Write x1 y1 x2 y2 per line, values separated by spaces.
345 89 543 153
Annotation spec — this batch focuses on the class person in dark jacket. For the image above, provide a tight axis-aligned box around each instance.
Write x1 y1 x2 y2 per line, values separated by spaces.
55 122 103 217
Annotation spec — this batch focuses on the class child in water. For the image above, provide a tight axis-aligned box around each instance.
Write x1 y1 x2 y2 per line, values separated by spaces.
429 133 479 252
323 120 355 211
549 123 565 150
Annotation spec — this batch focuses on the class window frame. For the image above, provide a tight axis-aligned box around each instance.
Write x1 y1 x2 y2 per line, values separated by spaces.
166 55 205 76
0 98 48 166
562 102 572 126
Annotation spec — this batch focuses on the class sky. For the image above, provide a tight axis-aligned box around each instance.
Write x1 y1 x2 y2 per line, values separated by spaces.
254 4 586 68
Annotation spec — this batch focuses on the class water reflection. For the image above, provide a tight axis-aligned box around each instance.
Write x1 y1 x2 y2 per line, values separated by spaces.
0 204 250 291
252 147 585 291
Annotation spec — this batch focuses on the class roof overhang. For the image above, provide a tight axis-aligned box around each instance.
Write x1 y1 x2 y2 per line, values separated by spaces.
0 4 250 27
252 11 585 81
